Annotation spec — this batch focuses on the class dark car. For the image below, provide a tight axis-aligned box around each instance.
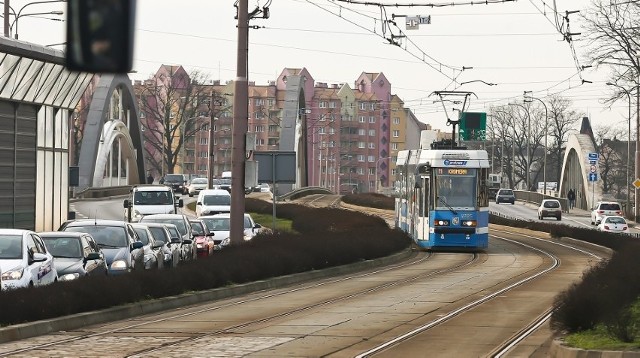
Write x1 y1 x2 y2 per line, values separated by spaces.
40 231 108 280
143 223 181 268
190 219 215 257
139 214 196 262
160 174 188 195
131 224 165 269
59 219 145 275
495 189 515 204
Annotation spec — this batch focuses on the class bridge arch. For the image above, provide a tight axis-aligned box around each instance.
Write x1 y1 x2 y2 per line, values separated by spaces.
560 133 600 210
77 74 146 190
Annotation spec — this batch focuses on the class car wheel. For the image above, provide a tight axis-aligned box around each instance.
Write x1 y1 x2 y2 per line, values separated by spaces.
189 193 193 197
557 216 561 221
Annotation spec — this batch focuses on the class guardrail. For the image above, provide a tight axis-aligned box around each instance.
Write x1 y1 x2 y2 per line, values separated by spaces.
74 185 132 199
514 190 569 213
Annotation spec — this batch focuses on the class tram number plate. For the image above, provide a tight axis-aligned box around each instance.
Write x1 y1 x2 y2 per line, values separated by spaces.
447 169 468 175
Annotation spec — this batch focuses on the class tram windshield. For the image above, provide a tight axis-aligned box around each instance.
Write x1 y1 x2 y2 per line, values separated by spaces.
434 168 477 209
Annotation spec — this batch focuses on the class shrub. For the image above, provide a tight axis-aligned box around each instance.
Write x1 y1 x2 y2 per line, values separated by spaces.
342 193 394 210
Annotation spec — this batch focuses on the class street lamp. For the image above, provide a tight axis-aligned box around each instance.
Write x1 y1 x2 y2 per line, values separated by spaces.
524 91 548 196
606 82 632 217
509 102 531 191
11 10 63 39
3 0 66 39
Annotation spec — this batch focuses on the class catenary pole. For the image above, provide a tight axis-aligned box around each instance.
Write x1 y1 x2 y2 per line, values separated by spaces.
230 0 249 245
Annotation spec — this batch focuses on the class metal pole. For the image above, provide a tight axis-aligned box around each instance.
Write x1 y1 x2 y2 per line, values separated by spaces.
635 79 639 223
207 116 215 189
272 153 276 231
230 0 248 245
4 1 9 37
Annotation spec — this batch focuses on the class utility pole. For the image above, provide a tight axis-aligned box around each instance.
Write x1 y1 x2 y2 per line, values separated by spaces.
230 0 249 246
207 103 216 189
636 77 639 222
4 1 9 37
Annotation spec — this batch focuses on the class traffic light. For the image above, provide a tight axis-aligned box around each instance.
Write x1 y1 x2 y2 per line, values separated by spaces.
459 112 487 141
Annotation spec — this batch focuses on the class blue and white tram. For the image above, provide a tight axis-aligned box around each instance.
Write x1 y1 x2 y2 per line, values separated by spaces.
395 148 490 251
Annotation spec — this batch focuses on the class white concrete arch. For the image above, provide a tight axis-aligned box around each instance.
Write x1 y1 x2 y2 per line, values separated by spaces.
92 120 139 187
560 133 601 210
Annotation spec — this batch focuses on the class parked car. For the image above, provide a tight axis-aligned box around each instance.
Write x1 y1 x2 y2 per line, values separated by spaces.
160 174 188 195
139 214 196 262
253 183 271 193
40 231 108 280
187 177 209 197
495 188 515 204
538 199 562 221
123 185 183 222
591 201 623 226
190 219 215 257
143 223 181 268
131 224 165 269
597 215 629 233
0 229 58 290
59 219 144 275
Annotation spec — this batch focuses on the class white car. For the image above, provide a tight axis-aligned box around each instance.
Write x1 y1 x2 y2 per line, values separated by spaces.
256 183 271 193
187 178 209 197
597 215 629 233
591 201 623 225
199 213 265 247
538 199 562 221
0 229 58 290
196 189 231 217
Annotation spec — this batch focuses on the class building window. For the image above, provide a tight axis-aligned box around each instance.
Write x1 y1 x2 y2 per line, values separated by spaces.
319 101 327 108
392 142 398 150
392 169 397 176
357 167 364 174
392 130 400 138
268 138 279 146
256 138 265 145
358 141 365 148
357 155 365 162
186 164 194 171
199 138 208 145
368 155 375 162
370 103 376 110
369 168 375 175
359 102 366 110
268 125 279 133
255 98 264 106
369 129 376 136
255 125 265 132
358 129 366 135
268 99 274 107
359 116 365 123
329 101 336 108
198 151 208 158
393 117 400 124
368 142 375 149
186 150 195 157
369 116 375 123
201 123 209 131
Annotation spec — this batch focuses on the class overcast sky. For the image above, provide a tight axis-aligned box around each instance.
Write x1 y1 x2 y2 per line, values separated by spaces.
10 0 629 132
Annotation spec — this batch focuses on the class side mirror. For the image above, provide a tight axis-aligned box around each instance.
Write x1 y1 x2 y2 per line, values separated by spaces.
30 252 48 264
254 223 262 229
207 232 215 237
182 239 193 245
131 241 144 250
196 202 202 206
170 237 181 244
178 199 184 208
65 0 136 73
85 252 101 261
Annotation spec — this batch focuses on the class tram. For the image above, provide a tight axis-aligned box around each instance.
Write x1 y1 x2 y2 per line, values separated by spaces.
395 145 490 251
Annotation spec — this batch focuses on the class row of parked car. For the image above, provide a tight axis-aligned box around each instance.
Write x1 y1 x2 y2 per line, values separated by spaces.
0 212 266 290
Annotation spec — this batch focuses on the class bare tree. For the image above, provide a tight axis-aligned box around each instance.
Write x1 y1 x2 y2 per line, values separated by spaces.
546 95 583 186
137 69 212 176
594 125 627 196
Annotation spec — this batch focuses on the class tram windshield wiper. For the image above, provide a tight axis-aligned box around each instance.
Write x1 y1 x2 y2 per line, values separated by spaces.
437 196 458 215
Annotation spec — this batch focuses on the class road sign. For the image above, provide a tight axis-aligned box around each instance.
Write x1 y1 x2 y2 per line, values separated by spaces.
588 152 599 161
459 112 487 141
588 173 598 182
406 15 431 30
590 165 597 173
589 160 597 165
634 179 640 189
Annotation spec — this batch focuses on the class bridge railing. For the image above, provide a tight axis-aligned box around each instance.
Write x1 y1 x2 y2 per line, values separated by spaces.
74 185 132 199
514 190 569 213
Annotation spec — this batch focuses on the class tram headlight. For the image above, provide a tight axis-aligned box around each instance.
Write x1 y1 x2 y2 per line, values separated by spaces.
461 220 477 227
434 220 450 226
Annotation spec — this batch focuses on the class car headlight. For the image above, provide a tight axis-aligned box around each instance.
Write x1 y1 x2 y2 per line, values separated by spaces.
1 266 24 281
110 260 128 270
60 273 80 281
461 220 477 227
434 220 450 226
197 243 204 249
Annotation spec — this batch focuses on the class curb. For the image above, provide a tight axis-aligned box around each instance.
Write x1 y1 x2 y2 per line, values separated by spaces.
550 339 640 357
0 248 414 344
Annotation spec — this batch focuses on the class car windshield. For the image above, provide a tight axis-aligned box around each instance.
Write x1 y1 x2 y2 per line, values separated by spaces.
202 195 231 206
544 201 560 208
244 217 253 229
219 179 232 186
606 217 626 224
600 203 621 211
499 190 513 195
42 237 82 258
133 228 150 245
191 178 207 184
148 227 168 244
191 222 205 235
134 191 173 205
0 235 22 259
201 217 230 231
164 174 184 183
143 218 187 236
64 226 128 248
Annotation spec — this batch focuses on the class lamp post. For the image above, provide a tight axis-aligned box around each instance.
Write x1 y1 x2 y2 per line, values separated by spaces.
636 60 640 223
3 0 66 39
509 102 531 191
606 82 632 217
524 92 548 195
11 10 62 39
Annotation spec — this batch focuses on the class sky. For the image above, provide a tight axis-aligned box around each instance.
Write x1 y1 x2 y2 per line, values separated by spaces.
8 0 631 133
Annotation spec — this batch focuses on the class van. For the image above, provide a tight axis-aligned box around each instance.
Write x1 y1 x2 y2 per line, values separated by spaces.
196 189 231 217
124 185 183 222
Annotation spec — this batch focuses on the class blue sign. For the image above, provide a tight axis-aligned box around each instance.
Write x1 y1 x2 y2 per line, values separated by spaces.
589 160 597 165
588 152 599 161
588 173 598 182
443 160 467 166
